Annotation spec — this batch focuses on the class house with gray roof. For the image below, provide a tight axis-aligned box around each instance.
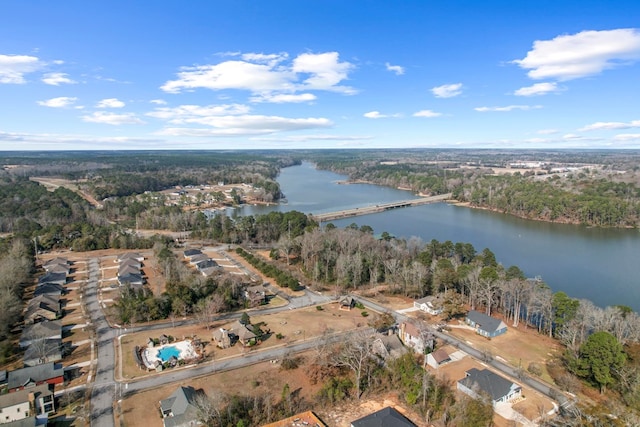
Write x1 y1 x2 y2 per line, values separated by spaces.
117 252 144 263
37 272 66 287
19 321 62 348
23 339 63 367
159 386 202 427
24 295 62 324
32 283 64 299
7 363 64 392
465 310 507 338
351 406 416 427
457 368 522 406
183 249 202 260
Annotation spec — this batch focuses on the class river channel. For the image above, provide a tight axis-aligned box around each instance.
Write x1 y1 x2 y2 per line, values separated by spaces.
236 162 640 311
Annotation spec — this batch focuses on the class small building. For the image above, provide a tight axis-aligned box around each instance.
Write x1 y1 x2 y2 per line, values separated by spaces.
19 321 62 348
372 334 409 362
465 310 507 338
339 295 356 310
118 264 141 277
457 368 522 406
117 252 144 263
413 295 443 315
351 406 417 427
23 339 63 367
7 363 64 392
426 348 451 369
0 384 55 424
231 321 257 346
188 254 209 266
183 249 202 260
212 328 231 349
159 386 202 427
24 296 62 324
399 322 433 354
37 272 66 287
32 283 64 299
117 273 144 288
43 257 69 270
244 285 266 307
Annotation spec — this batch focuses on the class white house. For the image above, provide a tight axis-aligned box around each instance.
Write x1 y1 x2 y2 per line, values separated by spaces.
413 295 443 315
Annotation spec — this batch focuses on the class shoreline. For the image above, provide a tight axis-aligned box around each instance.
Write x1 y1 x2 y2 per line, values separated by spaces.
332 178 637 229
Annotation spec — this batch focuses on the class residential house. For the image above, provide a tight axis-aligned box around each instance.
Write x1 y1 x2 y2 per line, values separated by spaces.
116 252 144 263
212 328 231 349
339 295 356 310
118 258 141 270
351 406 416 427
188 254 209 266
42 264 70 275
399 322 434 354
7 363 64 392
159 386 202 427
32 284 64 299
0 384 55 424
19 321 62 348
43 257 69 270
244 285 266 307
194 259 219 277
37 273 66 287
24 296 62 324
413 295 443 315
457 368 522 406
23 339 63 367
465 311 507 338
183 249 202 260
231 321 257 346
426 348 451 369
262 411 326 427
118 264 141 277
117 273 144 288
372 333 408 362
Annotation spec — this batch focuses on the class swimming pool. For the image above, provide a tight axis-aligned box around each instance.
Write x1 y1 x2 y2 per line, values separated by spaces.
156 345 181 362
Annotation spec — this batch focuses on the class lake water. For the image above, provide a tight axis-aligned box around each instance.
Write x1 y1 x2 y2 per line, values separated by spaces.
237 162 640 311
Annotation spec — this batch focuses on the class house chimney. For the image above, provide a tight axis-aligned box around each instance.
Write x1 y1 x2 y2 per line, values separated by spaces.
28 392 36 415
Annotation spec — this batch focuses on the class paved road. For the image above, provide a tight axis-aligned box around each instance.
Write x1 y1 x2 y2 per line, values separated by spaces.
85 259 117 427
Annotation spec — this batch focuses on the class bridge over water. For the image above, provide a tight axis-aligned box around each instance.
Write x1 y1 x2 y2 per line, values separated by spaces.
310 193 452 222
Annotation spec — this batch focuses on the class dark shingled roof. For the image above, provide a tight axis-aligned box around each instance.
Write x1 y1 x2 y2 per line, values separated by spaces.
458 368 520 402
351 407 416 427
7 363 63 390
159 386 200 427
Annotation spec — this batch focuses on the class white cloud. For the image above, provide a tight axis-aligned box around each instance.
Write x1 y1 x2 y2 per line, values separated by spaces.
0 131 164 148
385 62 405 75
82 111 145 125
514 28 640 81
146 104 251 122
579 119 640 131
363 111 402 119
157 115 332 137
292 52 355 93
0 54 43 83
514 82 561 96
413 109 442 118
42 72 76 86
537 128 559 135
615 133 640 141
150 99 167 105
250 93 316 103
475 105 542 112
96 98 125 108
37 97 78 108
161 51 355 99
431 83 463 98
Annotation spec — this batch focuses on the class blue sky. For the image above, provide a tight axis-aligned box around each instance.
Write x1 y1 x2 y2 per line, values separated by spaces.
1 1 639 150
